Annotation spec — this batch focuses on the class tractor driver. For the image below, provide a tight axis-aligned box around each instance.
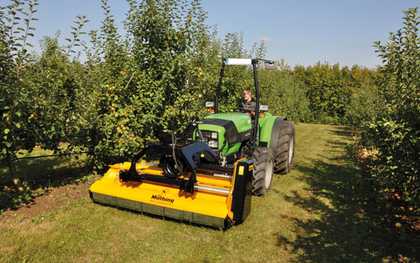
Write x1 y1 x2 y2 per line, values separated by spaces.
240 89 256 116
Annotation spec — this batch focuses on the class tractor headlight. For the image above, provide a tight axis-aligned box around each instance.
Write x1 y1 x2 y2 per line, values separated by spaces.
208 140 218 149
199 130 218 149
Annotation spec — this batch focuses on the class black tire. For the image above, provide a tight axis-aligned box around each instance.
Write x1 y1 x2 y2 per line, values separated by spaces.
251 147 274 196
271 120 295 174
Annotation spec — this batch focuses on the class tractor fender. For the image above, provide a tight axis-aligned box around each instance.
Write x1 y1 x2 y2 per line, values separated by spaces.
258 115 283 147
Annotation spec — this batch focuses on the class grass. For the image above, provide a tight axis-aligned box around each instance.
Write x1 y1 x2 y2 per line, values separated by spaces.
0 124 417 262
0 147 89 212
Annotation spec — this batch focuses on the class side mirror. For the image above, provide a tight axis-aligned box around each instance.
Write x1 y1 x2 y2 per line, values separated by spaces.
205 101 215 113
205 101 215 108
260 105 269 112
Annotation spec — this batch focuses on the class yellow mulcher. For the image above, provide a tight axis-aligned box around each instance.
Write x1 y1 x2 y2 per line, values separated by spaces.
89 58 295 229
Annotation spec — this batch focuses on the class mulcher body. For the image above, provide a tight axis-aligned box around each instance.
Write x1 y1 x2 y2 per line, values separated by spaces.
90 155 254 229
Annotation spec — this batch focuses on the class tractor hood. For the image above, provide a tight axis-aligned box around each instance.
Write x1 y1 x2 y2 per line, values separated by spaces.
204 112 252 134
196 112 252 155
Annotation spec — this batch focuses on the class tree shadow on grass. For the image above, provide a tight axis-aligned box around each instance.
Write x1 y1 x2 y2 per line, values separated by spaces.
329 126 354 138
0 155 90 212
276 129 419 262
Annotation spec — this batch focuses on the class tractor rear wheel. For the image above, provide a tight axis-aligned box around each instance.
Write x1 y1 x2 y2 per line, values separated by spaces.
272 120 295 174
251 147 274 196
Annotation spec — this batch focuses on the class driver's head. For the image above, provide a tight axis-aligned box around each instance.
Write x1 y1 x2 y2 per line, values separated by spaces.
243 89 252 103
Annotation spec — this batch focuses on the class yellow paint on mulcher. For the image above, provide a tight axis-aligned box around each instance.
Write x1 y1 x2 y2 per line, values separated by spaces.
89 161 242 228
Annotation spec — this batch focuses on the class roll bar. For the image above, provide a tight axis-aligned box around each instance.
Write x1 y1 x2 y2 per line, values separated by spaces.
214 58 274 146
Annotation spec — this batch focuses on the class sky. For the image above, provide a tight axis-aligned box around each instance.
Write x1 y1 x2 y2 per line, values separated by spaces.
1 0 418 67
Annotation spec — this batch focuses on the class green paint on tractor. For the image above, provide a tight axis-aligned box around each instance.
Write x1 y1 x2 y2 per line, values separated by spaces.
197 112 280 157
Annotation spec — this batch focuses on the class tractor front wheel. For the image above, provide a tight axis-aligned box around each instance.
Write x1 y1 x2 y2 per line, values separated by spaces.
251 147 274 196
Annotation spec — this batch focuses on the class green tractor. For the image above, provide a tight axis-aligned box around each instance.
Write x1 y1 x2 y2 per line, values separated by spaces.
197 58 295 195
89 58 295 228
